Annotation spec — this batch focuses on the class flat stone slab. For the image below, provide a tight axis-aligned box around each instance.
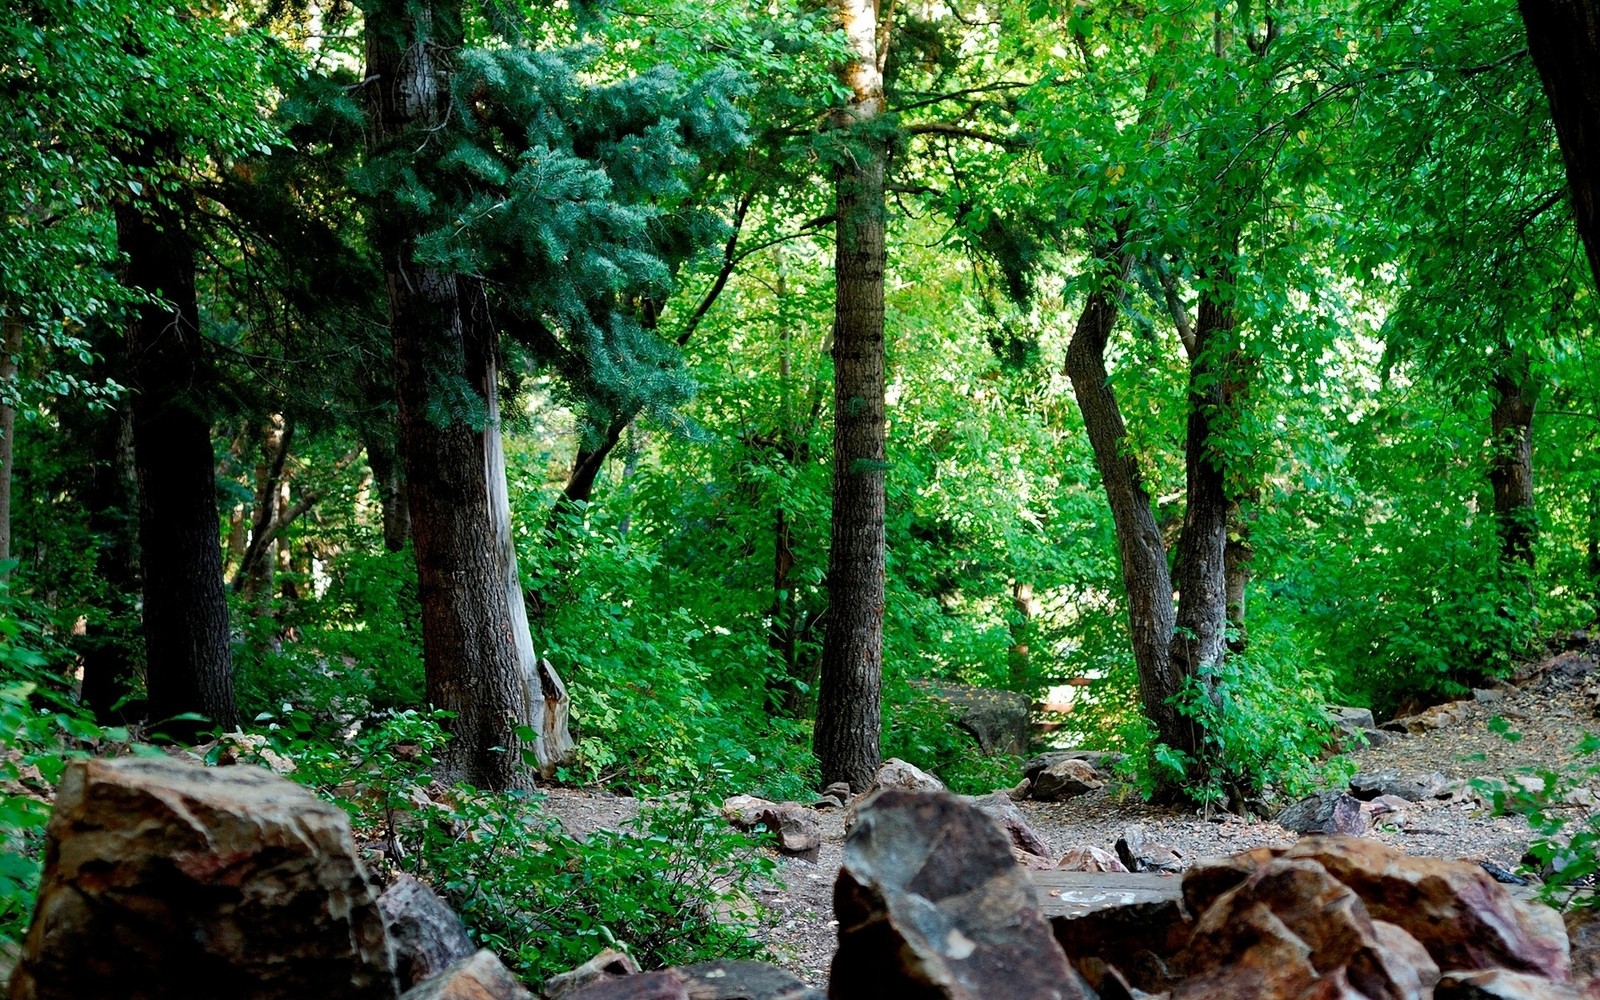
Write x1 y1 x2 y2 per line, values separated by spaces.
1032 869 1551 920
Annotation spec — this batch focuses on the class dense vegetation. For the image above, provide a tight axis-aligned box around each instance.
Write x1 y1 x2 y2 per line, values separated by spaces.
4 0 1600 979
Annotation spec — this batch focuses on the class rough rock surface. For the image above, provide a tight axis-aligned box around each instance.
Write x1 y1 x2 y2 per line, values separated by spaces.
963 791 1051 858
722 796 824 862
1274 789 1371 836
829 789 1093 1000
1185 856 1440 1000
401 950 531 1000
1350 770 1451 802
1433 968 1582 999
9 756 396 1000
1115 828 1184 874
545 949 640 1000
1056 845 1129 873
867 759 945 794
380 875 476 991
563 961 821 1000
1022 750 1125 781
1031 759 1104 802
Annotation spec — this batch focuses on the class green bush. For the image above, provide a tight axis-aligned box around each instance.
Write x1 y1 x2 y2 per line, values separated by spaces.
0 578 110 952
263 712 776 983
1479 720 1600 910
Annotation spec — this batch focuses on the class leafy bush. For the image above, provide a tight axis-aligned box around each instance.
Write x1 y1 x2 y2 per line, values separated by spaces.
0 579 109 951
881 679 1020 795
1479 720 1600 910
264 711 777 982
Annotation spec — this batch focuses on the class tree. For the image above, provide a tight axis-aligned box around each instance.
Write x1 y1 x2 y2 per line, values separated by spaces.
812 0 890 792
1520 0 1600 289
359 0 747 787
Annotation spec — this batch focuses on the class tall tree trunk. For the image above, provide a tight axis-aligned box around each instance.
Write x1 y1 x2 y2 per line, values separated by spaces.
1166 285 1238 735
814 0 888 793
1062 257 1188 759
0 317 19 569
116 137 237 732
1588 481 1600 612
1489 359 1539 572
1520 0 1600 290
1007 581 1041 688
365 2 569 786
79 395 142 720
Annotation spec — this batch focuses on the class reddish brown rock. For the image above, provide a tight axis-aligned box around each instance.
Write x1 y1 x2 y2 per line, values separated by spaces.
8 756 396 1000
1187 857 1439 1000
1282 837 1570 981
1031 759 1104 802
830 789 1093 1000
401 951 531 999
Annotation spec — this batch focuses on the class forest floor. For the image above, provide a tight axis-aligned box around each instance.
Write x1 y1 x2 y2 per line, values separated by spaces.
542 648 1600 988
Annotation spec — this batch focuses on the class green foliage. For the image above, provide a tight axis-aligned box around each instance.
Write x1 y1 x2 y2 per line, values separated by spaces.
880 681 1020 796
1479 724 1600 910
233 546 425 721
0 579 114 953
409 791 774 980
267 711 775 982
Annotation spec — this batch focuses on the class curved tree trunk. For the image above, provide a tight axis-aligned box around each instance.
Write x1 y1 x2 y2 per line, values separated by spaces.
814 0 888 793
1062 257 1188 759
115 137 237 733
1519 0 1600 289
365 0 569 789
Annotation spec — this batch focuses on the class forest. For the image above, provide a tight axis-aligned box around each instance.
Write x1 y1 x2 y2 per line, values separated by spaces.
4 0 1600 983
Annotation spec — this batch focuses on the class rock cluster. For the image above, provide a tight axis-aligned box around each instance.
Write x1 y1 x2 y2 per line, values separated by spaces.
8 758 1595 1000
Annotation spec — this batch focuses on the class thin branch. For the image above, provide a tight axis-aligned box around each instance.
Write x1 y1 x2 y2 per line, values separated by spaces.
890 81 1032 115
676 186 756 347
904 122 1025 148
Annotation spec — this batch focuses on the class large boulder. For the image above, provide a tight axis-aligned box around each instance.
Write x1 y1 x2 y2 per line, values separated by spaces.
1349 770 1450 803
1184 837 1571 984
962 791 1051 858
1184 856 1440 1000
8 756 397 1000
909 681 1032 757
1273 790 1370 836
379 875 476 992
829 789 1094 1000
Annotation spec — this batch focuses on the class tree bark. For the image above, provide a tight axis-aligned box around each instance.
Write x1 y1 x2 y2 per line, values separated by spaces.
1489 359 1539 572
814 0 888 793
0 317 19 569
1165 290 1238 760
1223 497 1253 652
365 2 569 786
115 137 237 733
1519 0 1600 290
1062 257 1188 759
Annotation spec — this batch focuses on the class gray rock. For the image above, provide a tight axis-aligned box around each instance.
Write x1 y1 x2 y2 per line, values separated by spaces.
830 789 1095 1000
721 795 823 861
1273 789 1370 836
380 874 475 991
870 758 945 793
963 790 1051 857
1325 705 1376 730
1116 828 1185 874
1349 769 1450 802
564 961 821 1000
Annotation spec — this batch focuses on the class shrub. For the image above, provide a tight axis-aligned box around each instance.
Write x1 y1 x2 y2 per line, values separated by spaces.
1479 720 1600 910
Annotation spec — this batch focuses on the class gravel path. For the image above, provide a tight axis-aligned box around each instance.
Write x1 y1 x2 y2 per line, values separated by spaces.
543 649 1600 988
